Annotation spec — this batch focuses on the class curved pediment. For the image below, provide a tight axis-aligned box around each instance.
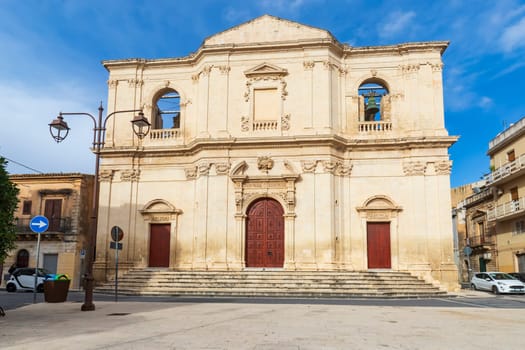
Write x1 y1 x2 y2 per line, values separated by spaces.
203 14 335 47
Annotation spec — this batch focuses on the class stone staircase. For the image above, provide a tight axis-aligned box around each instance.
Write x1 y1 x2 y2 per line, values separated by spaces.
95 269 448 298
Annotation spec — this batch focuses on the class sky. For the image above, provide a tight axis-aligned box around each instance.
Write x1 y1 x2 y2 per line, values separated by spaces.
1 0 525 188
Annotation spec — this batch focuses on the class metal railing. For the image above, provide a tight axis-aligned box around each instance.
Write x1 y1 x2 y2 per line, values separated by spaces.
464 188 492 206
466 234 495 247
485 153 525 184
488 198 525 221
15 217 71 233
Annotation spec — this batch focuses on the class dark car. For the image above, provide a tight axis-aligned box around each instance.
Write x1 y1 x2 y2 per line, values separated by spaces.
509 272 525 282
5 268 55 293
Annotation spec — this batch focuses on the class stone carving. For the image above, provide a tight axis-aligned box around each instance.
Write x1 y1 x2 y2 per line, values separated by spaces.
215 163 231 175
399 64 420 74
431 63 444 72
336 163 353 176
280 79 288 100
191 74 199 82
217 65 231 74
99 170 114 182
180 98 192 107
257 156 274 173
107 80 118 88
241 116 250 131
201 65 212 77
284 160 298 174
403 161 427 176
435 160 452 175
338 66 348 76
127 78 143 88
230 161 248 176
303 61 315 70
281 113 290 130
244 81 252 102
301 160 318 173
322 161 338 174
371 69 377 77
184 167 197 179
198 163 211 177
163 80 171 87
120 169 140 182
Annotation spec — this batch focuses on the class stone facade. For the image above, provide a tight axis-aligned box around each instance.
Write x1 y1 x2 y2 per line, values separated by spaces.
3 173 94 288
94 15 458 290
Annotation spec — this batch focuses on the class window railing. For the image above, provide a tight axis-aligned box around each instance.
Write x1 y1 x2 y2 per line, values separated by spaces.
488 198 525 221
358 121 392 133
485 153 525 184
15 217 71 233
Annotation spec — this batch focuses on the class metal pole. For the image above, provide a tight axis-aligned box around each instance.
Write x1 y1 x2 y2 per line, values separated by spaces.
81 104 104 311
33 232 41 304
115 244 119 302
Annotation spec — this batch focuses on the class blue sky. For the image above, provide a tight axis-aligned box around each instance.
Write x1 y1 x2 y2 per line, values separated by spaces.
1 0 525 188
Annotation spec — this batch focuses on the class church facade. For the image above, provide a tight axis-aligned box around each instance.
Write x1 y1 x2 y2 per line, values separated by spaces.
94 15 459 291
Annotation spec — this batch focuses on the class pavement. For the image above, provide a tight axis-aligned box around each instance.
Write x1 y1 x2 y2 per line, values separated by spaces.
1 290 524 349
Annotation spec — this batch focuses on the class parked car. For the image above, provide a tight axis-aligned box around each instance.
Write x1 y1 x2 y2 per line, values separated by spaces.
5 268 55 293
470 272 525 294
509 272 525 283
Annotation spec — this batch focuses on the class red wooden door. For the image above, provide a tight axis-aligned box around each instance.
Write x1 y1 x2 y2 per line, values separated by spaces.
149 224 171 267
246 198 284 268
44 199 62 232
367 222 391 269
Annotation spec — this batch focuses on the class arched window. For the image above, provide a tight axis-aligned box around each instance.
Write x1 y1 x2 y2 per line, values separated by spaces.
358 80 389 122
16 249 29 268
153 90 180 129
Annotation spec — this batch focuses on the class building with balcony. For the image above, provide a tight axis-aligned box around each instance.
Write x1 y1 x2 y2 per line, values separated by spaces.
93 15 459 290
485 116 525 273
2 173 94 288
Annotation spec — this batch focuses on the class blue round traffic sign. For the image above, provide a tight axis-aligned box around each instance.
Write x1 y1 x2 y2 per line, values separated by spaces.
29 215 49 233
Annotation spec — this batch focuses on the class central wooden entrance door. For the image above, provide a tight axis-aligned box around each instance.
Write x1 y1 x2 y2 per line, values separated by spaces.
367 222 391 269
149 224 171 267
246 198 284 268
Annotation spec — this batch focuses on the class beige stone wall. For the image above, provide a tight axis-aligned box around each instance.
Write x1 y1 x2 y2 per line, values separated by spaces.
95 16 458 291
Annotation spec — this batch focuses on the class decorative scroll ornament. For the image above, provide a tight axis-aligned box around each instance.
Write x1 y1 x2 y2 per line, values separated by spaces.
198 163 211 177
281 114 290 131
241 116 250 131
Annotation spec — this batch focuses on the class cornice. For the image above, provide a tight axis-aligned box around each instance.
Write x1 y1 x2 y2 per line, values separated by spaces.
99 135 458 159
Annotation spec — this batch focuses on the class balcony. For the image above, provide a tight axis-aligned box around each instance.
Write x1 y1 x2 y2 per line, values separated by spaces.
358 121 392 133
464 188 492 207
488 116 525 151
466 235 495 250
15 217 71 241
485 153 525 185
488 198 525 221
148 128 181 140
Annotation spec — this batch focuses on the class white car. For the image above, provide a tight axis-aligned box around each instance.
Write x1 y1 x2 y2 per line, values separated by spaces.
471 272 525 294
5 268 55 293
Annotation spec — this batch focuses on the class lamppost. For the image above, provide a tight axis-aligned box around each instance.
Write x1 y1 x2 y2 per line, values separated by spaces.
49 103 150 311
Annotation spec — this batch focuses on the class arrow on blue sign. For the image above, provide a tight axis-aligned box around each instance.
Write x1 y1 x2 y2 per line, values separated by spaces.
29 215 49 233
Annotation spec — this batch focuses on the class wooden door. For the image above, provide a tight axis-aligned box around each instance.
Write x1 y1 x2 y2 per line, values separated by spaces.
246 198 284 268
44 199 62 232
149 224 171 267
367 222 391 269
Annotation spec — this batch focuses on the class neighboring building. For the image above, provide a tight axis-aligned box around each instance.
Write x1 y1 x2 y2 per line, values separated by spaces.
486 117 525 273
2 173 94 288
93 15 459 290
452 181 497 283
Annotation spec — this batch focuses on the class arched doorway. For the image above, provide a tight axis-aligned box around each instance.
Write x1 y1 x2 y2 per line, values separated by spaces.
246 198 284 268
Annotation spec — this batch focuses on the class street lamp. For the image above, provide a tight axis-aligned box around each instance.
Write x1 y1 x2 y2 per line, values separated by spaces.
49 103 150 311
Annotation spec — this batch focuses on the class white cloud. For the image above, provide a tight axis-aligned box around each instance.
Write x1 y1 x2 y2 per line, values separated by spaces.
478 96 493 109
500 16 525 52
379 11 416 39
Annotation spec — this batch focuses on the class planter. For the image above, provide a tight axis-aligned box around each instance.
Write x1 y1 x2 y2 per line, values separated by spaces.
44 279 70 303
